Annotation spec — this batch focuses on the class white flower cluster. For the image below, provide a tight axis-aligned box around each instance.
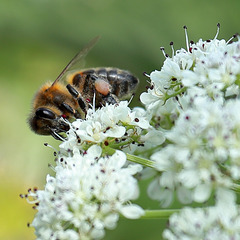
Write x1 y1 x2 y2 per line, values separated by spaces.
139 27 240 239
140 30 240 129
60 101 151 151
24 26 240 240
164 196 240 240
24 101 153 239
148 98 240 207
28 145 144 240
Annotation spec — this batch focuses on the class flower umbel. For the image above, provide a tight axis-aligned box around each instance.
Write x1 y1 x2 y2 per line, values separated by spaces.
25 146 143 240
140 26 240 130
60 101 151 152
23 25 240 239
149 98 240 206
164 204 240 240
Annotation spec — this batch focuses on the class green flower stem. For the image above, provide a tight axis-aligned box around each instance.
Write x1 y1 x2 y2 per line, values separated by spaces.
140 209 180 219
232 183 240 193
110 139 134 149
134 145 161 156
165 86 187 101
102 146 116 155
126 153 155 168
103 147 155 168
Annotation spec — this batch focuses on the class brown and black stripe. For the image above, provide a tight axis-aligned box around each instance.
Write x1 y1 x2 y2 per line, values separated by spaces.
70 67 139 99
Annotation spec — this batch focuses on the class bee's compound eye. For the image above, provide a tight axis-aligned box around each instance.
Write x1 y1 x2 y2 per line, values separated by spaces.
36 108 56 119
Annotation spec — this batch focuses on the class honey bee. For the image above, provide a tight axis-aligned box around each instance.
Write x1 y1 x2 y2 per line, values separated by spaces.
28 37 139 140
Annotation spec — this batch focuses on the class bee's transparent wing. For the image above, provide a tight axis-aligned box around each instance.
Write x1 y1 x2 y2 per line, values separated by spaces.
52 36 100 86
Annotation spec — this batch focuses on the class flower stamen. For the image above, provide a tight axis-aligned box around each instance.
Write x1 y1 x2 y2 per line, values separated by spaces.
183 25 190 52
160 47 168 58
170 41 175 58
213 22 220 40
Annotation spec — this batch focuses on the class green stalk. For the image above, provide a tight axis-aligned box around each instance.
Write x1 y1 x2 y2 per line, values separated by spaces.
103 147 155 168
165 86 187 101
126 153 155 168
110 139 134 149
140 209 179 219
232 183 240 193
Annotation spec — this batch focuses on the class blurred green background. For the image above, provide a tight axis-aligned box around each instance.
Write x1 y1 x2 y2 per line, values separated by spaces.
0 0 239 239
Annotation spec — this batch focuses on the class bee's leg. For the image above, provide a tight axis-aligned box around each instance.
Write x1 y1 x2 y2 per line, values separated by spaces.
50 130 65 141
77 96 88 114
66 84 88 115
88 74 98 81
60 102 81 118
61 102 74 114
102 93 119 105
66 84 79 98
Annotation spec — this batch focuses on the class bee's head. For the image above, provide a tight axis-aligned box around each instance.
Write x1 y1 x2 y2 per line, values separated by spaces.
28 107 70 140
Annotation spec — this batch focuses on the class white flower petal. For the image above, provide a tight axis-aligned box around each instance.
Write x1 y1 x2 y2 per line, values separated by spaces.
193 183 211 203
120 204 144 219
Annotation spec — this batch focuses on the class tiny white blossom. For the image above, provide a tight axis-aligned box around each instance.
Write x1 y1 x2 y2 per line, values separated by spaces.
163 205 240 240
